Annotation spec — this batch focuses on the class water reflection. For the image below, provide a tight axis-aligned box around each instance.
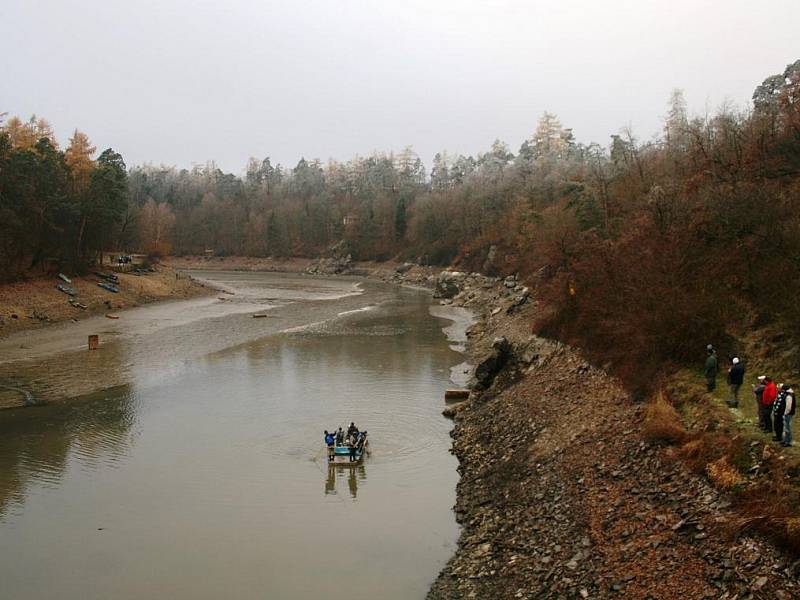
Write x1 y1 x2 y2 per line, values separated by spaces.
325 463 367 499
0 385 136 520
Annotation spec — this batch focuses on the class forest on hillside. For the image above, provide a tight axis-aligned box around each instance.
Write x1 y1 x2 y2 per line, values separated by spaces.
1 59 798 385
0 119 128 277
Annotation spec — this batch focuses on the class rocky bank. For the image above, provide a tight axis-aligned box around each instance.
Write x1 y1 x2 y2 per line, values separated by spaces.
378 266 800 599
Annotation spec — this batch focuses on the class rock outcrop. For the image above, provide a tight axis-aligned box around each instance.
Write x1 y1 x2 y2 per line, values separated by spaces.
473 336 513 390
305 241 353 275
434 271 466 299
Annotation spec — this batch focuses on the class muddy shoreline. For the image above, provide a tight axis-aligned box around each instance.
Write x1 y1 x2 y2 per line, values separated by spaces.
0 265 213 340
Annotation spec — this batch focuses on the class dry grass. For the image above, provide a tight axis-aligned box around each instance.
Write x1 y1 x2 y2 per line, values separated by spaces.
733 476 800 554
642 393 688 445
706 456 744 489
661 371 800 556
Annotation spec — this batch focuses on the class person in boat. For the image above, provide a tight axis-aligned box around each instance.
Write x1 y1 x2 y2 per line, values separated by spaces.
347 422 359 438
356 430 367 451
348 437 358 462
335 427 344 446
324 430 336 462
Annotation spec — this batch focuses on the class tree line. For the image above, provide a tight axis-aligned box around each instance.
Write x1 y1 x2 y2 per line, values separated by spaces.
127 59 799 389
1 59 798 392
0 116 128 279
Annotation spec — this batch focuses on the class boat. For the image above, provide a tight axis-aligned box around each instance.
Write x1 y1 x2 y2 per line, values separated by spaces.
58 273 72 283
97 282 119 293
68 299 87 310
327 434 370 465
105 314 120 319
56 284 76 296
94 271 119 283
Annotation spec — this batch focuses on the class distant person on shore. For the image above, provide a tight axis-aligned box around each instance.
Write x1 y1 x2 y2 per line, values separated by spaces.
753 376 766 424
760 376 778 433
705 345 719 392
727 357 744 407
777 384 795 447
772 384 791 443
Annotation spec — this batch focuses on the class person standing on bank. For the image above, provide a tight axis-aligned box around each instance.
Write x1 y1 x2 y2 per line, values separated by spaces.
781 385 795 447
705 345 719 392
753 376 767 424
727 357 745 408
773 384 789 443
761 376 778 433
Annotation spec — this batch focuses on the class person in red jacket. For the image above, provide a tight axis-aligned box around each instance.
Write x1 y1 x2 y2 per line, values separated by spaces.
761 376 778 433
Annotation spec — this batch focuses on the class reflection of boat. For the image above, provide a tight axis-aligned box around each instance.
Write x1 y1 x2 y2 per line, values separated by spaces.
325 462 367 498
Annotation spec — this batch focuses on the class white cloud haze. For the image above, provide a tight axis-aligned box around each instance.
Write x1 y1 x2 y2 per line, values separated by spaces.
3 0 798 171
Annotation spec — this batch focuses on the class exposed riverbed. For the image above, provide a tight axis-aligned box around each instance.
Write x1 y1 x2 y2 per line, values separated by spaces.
0 271 465 599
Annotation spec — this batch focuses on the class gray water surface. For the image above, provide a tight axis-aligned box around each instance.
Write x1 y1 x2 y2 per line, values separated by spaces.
0 272 462 599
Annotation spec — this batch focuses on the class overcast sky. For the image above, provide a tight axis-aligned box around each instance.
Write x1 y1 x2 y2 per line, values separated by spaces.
3 0 798 172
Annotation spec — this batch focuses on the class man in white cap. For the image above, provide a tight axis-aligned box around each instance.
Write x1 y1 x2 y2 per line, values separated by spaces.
727 357 745 408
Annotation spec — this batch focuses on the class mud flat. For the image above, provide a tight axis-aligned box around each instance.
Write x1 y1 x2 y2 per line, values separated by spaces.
0 266 211 340
163 255 315 272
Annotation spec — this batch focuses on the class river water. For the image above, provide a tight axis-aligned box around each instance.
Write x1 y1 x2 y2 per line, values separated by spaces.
0 271 468 599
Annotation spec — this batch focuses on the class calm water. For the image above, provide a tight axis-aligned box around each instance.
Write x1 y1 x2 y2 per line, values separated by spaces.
0 272 464 599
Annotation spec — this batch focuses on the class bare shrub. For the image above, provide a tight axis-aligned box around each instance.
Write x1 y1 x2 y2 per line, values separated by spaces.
642 393 688 445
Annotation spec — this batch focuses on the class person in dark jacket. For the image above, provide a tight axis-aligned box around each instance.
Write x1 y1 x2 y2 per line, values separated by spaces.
348 439 358 462
761 377 778 433
773 384 789 443
727 357 744 407
753 376 767 428
705 345 719 392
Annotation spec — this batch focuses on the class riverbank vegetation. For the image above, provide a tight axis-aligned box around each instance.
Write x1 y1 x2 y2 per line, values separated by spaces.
3 60 798 390
132 59 798 393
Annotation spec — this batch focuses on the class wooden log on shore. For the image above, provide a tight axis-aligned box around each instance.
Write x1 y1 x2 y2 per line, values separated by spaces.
445 389 470 401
